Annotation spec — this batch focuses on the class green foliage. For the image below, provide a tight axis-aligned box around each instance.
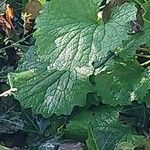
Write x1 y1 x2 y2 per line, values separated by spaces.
35 0 136 70
9 46 93 116
94 61 150 105
135 0 150 23
65 105 143 150
86 125 143 150
66 106 122 135
10 0 140 117
3 0 150 149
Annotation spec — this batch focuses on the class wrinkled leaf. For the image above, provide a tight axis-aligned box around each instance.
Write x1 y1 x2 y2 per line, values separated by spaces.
35 0 137 70
9 47 93 116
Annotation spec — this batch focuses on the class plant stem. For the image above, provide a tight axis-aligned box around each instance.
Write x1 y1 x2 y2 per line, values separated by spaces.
0 33 32 53
141 60 150 67
136 54 150 59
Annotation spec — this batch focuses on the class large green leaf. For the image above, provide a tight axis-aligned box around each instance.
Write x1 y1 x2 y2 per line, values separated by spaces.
35 0 137 70
9 47 93 117
8 0 138 117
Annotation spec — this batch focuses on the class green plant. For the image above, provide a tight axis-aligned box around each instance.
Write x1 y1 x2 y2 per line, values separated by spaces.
6 0 150 149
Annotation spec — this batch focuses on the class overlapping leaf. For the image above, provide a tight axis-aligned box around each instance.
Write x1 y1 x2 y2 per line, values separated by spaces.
86 127 123 150
94 61 150 106
9 0 138 117
66 105 143 150
86 125 143 150
135 0 150 23
66 106 122 136
117 0 150 61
